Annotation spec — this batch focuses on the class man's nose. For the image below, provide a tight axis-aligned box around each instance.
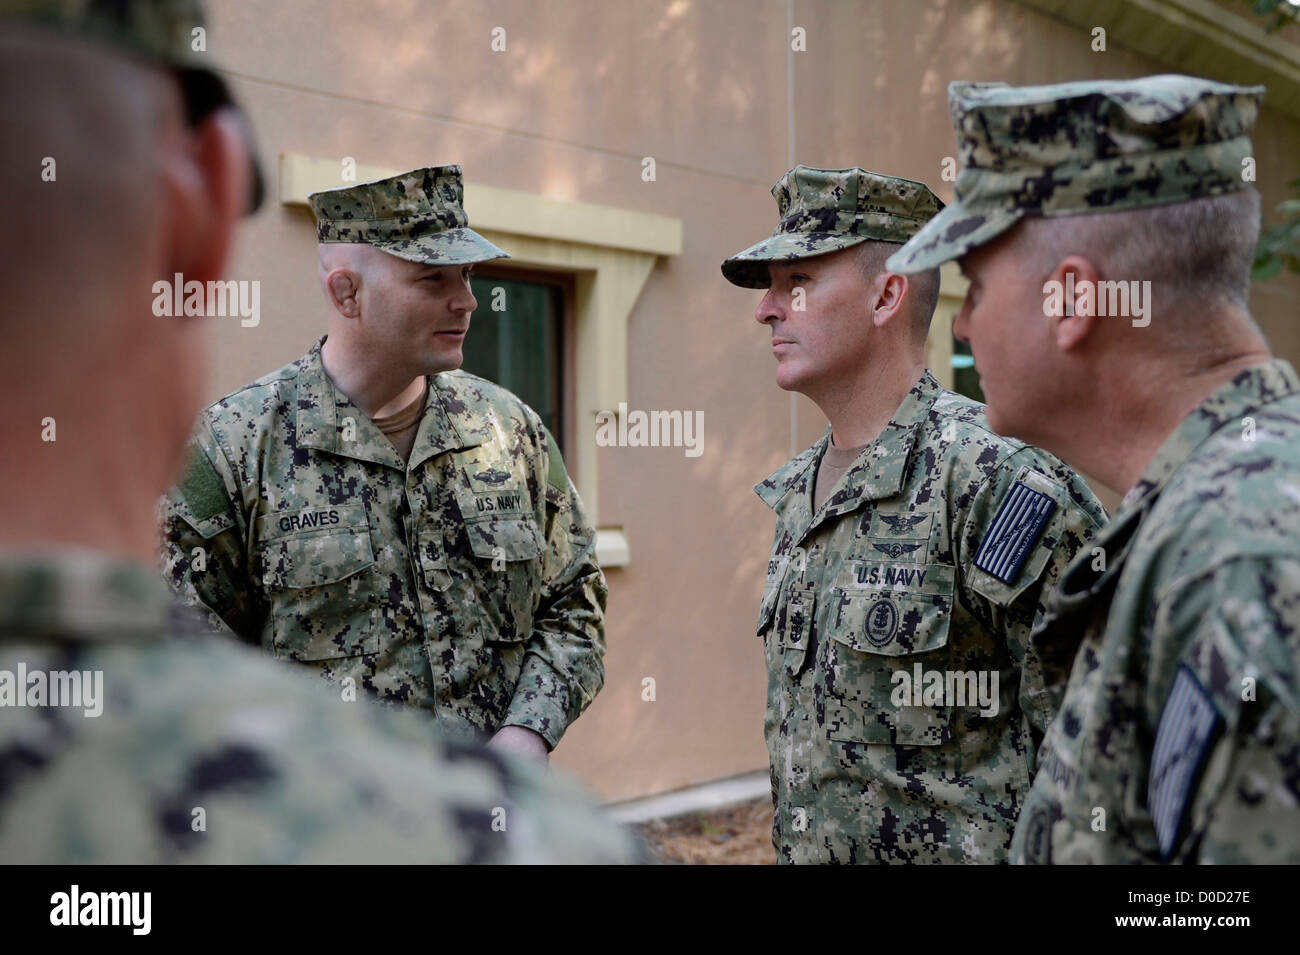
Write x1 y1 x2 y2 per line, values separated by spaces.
755 288 782 326
455 278 477 313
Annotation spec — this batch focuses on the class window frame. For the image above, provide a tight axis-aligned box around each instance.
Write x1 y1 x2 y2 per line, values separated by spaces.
468 263 578 463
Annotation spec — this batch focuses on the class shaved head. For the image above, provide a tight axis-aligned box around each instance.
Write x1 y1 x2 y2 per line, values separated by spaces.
316 243 414 314
318 241 390 277
0 24 252 560
1 27 184 347
315 242 480 413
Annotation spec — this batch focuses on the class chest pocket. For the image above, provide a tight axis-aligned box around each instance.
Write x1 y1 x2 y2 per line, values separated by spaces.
821 582 954 746
257 503 378 661
463 516 546 643
445 450 548 643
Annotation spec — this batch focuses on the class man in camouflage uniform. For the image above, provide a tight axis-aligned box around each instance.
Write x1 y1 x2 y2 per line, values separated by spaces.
889 75 1300 863
0 0 636 863
161 168 606 762
723 165 1107 863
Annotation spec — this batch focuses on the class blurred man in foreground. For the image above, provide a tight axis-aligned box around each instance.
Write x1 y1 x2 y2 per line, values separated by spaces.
0 0 636 864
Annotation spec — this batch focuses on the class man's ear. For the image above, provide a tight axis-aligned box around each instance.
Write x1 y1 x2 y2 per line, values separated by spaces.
871 271 908 329
325 267 361 319
1051 254 1102 352
159 107 251 285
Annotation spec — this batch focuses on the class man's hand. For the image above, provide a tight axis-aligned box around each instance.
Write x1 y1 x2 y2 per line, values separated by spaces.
487 724 550 763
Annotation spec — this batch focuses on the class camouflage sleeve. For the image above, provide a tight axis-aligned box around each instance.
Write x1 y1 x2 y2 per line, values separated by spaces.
1147 555 1300 864
1 638 642 863
500 427 608 748
956 447 1107 758
159 418 266 642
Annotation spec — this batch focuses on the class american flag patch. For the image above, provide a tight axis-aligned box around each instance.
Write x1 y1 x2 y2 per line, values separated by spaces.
974 481 1057 583
1149 665 1221 860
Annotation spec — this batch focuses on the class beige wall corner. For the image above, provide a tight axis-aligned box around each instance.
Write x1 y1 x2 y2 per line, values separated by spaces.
926 261 969 391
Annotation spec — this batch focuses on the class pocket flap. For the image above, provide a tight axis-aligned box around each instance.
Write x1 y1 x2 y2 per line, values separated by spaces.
829 590 952 656
467 518 545 562
261 527 375 589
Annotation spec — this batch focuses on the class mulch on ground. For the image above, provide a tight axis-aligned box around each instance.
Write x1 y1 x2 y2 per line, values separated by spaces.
634 797 776 865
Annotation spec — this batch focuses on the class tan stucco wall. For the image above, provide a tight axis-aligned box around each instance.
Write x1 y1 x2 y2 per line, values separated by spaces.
198 0 1300 801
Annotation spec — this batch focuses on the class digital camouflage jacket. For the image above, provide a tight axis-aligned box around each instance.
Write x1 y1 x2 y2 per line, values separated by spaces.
162 339 606 749
755 370 1106 863
1011 360 1300 864
0 549 636 863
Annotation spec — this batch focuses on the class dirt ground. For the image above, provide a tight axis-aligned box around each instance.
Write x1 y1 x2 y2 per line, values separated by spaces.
634 797 777 865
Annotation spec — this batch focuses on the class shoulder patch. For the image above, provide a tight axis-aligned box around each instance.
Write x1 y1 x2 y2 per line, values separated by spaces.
1149 664 1222 861
177 443 231 524
543 427 567 494
974 480 1057 583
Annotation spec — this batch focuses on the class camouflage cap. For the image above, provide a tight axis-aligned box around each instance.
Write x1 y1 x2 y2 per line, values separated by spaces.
887 74 1265 274
309 166 510 267
0 0 265 212
2 0 210 70
721 165 944 288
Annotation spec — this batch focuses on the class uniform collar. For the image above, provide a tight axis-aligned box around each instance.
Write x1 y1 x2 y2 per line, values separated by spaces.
412 373 495 471
754 369 942 531
1119 359 1300 513
295 337 488 471
0 549 170 644
1048 359 1300 617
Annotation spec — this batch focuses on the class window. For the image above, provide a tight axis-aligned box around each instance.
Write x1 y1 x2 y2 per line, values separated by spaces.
951 337 984 403
463 268 572 452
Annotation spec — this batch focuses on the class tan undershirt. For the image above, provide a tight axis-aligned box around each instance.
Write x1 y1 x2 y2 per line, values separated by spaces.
813 433 870 513
372 380 429 463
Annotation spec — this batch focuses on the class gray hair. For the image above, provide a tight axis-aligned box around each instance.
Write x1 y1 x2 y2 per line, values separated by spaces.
856 240 941 341
1017 190 1261 313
